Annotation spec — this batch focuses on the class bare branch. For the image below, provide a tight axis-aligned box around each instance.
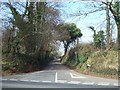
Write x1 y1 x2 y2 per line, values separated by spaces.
70 7 105 17
22 0 28 17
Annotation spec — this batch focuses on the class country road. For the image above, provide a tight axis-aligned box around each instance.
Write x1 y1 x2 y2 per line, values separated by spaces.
1 59 119 89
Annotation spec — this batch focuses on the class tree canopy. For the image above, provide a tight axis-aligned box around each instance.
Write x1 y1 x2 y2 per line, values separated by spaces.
57 23 82 55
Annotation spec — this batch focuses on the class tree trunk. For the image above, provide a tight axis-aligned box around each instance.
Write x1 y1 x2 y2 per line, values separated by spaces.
117 22 120 50
109 1 119 49
63 41 69 56
64 44 68 56
76 38 80 63
106 0 111 50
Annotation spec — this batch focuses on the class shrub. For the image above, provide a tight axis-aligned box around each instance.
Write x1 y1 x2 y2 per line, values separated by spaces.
62 43 94 68
85 50 118 75
2 52 52 73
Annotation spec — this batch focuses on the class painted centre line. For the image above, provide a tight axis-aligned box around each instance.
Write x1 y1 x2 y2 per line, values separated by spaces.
2 79 8 80
70 73 86 79
82 82 94 85
55 72 58 83
42 81 52 83
57 80 67 83
30 80 40 82
113 83 118 86
68 81 80 84
9 79 18 81
97 82 110 86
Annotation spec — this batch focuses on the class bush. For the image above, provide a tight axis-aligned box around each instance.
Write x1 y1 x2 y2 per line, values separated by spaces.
62 43 118 77
61 43 94 68
2 59 28 73
84 50 118 75
2 52 52 74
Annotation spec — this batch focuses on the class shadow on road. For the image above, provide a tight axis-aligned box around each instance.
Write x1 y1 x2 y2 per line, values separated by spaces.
44 59 69 70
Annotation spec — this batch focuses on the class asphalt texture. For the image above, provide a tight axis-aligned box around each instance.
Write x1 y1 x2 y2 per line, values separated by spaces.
1 59 119 89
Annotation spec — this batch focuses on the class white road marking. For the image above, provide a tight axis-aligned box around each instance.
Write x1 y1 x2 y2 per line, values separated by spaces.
57 80 67 83
2 79 8 80
97 82 110 86
68 81 80 84
9 79 18 81
70 73 86 78
113 83 118 86
30 80 40 82
42 81 52 83
82 82 94 85
55 72 58 83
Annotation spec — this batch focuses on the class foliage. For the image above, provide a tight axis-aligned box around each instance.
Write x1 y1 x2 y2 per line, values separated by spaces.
62 42 118 76
57 23 82 55
62 44 94 68
105 1 120 50
2 2 60 73
84 50 118 75
89 26 105 49
1 1 119 77
94 31 105 48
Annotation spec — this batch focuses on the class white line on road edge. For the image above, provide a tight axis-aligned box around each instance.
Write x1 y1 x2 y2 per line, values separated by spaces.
2 79 8 80
68 81 80 84
57 80 67 83
9 79 18 81
113 83 118 86
97 82 110 86
70 73 86 79
30 80 40 82
42 81 52 83
82 82 94 85
55 72 57 83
